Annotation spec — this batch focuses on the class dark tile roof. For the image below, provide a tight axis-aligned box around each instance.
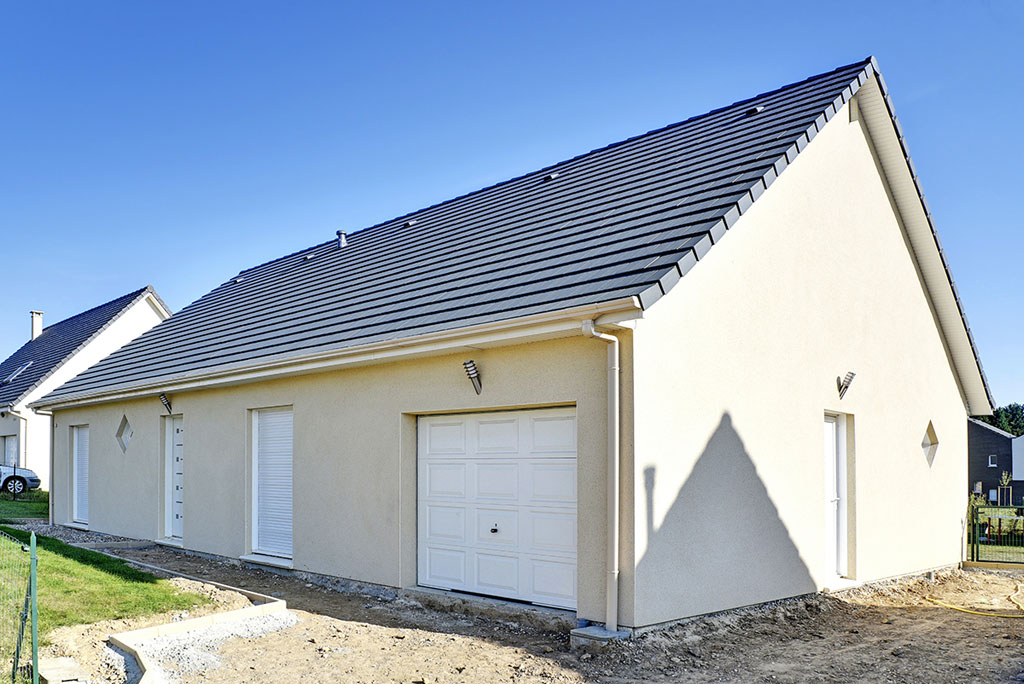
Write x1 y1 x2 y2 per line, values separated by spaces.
0 287 157 406
44 59 880 402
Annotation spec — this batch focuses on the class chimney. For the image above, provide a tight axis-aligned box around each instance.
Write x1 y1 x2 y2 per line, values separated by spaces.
30 311 43 340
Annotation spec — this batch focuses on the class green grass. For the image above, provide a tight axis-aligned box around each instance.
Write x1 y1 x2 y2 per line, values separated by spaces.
0 490 49 519
0 526 209 642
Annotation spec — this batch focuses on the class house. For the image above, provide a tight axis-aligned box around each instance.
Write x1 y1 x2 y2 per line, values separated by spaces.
967 418 1018 504
0 287 170 492
33 57 992 636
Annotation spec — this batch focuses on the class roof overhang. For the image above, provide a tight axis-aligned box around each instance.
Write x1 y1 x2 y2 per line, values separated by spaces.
31 296 642 411
853 60 993 416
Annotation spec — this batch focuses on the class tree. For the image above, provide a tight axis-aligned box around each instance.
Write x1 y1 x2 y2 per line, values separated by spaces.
977 403 1024 437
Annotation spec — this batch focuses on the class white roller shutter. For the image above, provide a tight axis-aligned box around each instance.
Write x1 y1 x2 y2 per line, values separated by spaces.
73 426 90 524
254 408 293 558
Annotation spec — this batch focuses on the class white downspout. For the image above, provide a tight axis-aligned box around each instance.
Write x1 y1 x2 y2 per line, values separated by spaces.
582 319 620 633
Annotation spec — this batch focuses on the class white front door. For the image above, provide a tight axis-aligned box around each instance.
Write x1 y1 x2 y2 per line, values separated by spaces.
417 407 578 609
72 426 90 524
824 415 847 578
253 408 293 559
165 416 184 539
2 436 16 467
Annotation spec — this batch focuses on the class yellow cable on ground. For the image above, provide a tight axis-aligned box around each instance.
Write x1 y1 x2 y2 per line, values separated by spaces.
1008 583 1024 612
925 589 1024 618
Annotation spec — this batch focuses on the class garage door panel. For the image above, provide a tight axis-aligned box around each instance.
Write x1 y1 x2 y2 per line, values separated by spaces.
528 558 577 608
427 422 466 454
529 461 576 504
476 418 518 453
418 408 577 609
476 552 519 593
426 505 466 543
475 462 518 500
527 511 576 554
529 415 576 453
424 548 467 586
424 463 467 498
474 508 518 546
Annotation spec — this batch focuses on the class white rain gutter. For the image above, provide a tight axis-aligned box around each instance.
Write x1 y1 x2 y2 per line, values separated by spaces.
581 319 620 633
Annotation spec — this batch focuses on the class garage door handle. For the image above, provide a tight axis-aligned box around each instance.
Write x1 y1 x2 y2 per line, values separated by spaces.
490 525 499 534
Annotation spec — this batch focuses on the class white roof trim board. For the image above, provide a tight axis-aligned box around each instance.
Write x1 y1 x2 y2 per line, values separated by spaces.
35 58 992 414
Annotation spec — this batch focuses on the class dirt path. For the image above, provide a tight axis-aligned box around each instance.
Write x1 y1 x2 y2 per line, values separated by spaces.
91 545 1024 684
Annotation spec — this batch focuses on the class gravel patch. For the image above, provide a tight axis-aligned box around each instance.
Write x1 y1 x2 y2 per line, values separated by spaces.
9 521 140 545
140 611 300 680
101 644 143 684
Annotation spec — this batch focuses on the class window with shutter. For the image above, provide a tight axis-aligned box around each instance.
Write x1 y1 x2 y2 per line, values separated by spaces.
73 426 90 523
253 408 293 558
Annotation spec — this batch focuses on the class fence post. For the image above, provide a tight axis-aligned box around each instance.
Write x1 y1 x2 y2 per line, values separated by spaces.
972 506 979 562
29 533 36 684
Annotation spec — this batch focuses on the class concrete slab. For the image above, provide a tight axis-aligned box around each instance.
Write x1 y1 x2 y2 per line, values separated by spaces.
569 625 630 650
38 656 85 684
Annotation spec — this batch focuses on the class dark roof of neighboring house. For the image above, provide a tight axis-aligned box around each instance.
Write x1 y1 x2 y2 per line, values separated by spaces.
0 287 162 407
38 57 991 409
969 417 1016 440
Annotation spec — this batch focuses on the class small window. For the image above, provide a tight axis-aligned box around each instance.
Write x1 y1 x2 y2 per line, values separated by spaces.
0 361 31 386
989 489 998 502
989 454 999 468
921 421 939 466
974 481 983 494
115 415 134 453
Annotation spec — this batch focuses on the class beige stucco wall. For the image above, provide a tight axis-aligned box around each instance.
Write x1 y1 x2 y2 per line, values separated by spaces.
628 98 969 627
51 335 634 623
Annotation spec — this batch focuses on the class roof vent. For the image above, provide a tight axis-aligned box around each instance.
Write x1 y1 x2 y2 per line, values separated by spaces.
545 172 560 181
1 361 31 386
233 277 244 284
336 230 348 249
745 105 766 116
304 252 316 261
405 219 418 228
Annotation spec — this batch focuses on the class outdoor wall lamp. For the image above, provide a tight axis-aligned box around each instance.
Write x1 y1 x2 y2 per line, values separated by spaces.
463 360 482 395
837 372 856 399
159 393 173 414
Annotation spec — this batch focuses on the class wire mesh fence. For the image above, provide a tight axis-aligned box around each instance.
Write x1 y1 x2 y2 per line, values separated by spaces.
0 530 36 684
970 505 1024 564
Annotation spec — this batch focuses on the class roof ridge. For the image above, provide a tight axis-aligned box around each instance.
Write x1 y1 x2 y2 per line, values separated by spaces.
39 286 150 334
234 58 874 278
633 60 874 309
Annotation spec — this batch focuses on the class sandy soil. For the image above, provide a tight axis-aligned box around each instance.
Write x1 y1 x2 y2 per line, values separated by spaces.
79 545 1024 684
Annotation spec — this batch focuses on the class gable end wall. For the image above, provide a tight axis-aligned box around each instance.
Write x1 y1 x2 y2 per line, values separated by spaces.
628 99 967 628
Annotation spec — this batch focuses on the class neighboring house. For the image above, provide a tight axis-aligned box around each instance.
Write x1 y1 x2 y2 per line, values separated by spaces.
967 418 1019 505
0 287 170 491
34 57 993 636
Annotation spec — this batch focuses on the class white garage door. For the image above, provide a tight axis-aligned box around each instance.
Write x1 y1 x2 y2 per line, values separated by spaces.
417 407 577 609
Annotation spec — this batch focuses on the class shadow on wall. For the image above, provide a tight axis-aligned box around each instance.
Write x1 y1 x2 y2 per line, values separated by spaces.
635 413 816 627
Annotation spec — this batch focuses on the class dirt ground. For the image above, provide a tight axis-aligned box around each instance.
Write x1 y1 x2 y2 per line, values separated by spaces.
57 544 1018 684
40 576 251 683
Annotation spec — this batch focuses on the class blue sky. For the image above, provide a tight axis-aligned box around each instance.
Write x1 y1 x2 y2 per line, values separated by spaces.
2 2 1021 406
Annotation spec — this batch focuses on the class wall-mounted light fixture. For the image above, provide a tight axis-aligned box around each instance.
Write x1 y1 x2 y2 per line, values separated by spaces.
837 372 856 399
463 360 482 395
159 393 173 414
